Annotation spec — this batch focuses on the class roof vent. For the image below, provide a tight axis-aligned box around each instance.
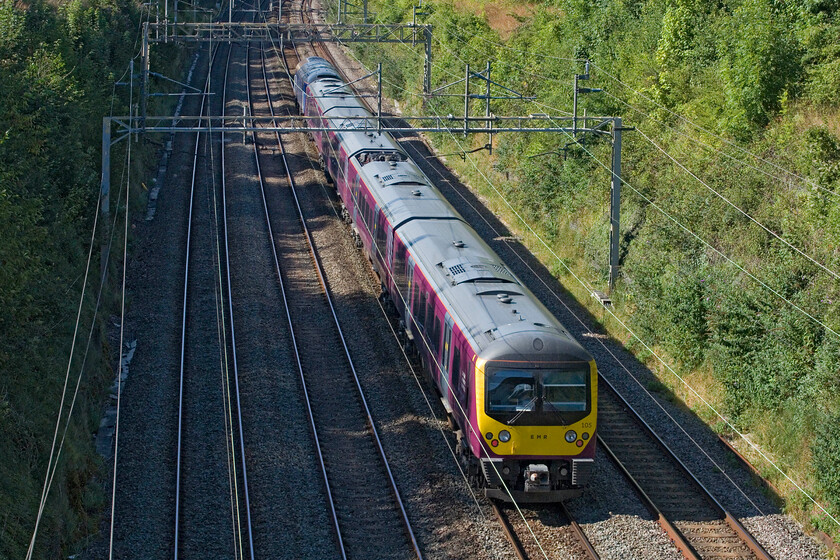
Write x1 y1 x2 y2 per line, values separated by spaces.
389 161 397 168
411 189 422 197
453 240 465 248
497 294 513 304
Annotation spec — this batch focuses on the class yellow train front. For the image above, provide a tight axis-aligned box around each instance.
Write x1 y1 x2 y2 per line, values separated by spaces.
457 325 597 503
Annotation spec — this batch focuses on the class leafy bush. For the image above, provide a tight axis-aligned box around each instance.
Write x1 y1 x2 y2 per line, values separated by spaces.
813 412 840 512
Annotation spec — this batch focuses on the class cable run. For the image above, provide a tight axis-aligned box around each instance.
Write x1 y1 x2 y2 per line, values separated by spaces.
429 19 839 202
634 126 840 280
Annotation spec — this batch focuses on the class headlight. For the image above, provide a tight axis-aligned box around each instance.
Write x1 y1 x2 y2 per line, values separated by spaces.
564 430 577 443
499 430 511 442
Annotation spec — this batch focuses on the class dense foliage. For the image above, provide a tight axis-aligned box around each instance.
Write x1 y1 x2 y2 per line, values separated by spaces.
0 0 142 556
342 0 840 534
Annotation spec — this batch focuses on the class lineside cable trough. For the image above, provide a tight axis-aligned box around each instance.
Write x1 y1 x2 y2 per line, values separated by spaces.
95 339 136 457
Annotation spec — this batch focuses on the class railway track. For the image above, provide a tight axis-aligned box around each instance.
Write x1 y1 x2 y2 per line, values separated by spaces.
597 377 772 560
244 26 423 559
492 501 600 560
172 38 247 559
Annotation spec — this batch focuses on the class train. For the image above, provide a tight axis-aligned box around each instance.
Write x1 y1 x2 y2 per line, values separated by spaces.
294 57 597 502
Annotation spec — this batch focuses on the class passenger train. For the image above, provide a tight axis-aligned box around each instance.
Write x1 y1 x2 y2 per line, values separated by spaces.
294 57 597 502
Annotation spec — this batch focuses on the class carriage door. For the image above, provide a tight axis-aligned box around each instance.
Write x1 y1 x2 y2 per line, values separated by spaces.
405 256 414 327
441 314 453 403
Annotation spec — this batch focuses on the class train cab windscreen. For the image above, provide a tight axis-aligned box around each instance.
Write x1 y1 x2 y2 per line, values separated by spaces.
486 367 590 426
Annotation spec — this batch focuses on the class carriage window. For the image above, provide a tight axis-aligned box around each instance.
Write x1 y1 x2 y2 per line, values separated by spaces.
375 213 387 259
425 298 434 336
394 245 407 295
416 288 426 330
452 346 461 394
431 318 441 355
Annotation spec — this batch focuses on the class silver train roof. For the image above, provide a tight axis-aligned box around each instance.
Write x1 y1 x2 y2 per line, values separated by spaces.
359 160 585 361
295 56 591 365
307 79 405 157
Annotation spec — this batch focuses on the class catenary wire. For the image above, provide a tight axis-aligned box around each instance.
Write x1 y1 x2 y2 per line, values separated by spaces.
421 18 839 200
588 60 840 199
359 28 840 528
596 86 834 197
634 125 840 280
523 97 840 342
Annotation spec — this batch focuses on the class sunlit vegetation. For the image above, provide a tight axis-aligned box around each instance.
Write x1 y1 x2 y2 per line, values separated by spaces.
337 0 840 539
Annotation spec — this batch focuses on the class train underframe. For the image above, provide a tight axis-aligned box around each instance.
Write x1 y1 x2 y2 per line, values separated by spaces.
456 431 593 503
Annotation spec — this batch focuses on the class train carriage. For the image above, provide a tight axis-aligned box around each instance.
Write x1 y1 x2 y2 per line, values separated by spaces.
294 57 597 502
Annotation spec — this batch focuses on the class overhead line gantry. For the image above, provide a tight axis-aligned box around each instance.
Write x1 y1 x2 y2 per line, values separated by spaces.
108 16 626 297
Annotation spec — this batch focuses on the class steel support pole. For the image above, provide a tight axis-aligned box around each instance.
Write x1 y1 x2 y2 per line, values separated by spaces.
609 117 622 290
463 63 469 137
572 73 578 138
423 26 431 96
100 118 111 285
485 60 492 152
141 23 149 132
377 62 382 133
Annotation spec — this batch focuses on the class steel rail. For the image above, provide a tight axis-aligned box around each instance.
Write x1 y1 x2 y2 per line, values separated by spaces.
558 501 601 560
490 502 528 560
220 38 257 560
596 436 700 560
489 500 600 560
598 375 773 560
259 17 424 558
173 41 219 560
243 38 348 560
